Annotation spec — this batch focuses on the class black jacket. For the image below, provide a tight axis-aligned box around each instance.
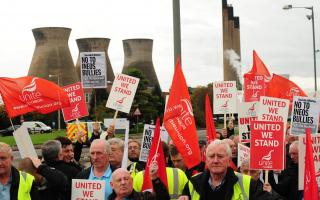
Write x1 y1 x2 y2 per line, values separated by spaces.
108 178 170 200
182 167 282 200
272 163 302 200
9 166 39 200
36 164 69 200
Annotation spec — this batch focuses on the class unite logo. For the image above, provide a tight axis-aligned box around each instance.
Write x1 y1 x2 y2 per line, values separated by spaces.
19 78 42 103
286 87 300 98
246 103 257 116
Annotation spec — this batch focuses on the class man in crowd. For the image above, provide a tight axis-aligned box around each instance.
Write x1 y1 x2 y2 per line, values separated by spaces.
272 141 302 200
76 139 116 199
179 139 280 200
133 142 189 200
41 140 79 199
0 142 39 199
108 138 124 169
55 136 82 170
109 162 170 200
127 139 145 178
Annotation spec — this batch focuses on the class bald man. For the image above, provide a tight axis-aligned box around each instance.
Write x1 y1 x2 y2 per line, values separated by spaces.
108 163 170 200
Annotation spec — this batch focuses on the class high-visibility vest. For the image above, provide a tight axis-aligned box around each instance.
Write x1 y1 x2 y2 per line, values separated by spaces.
188 172 251 200
18 171 34 200
129 162 138 178
133 167 189 200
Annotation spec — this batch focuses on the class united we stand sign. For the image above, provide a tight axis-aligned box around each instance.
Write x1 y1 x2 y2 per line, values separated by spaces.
62 82 88 122
106 74 139 113
250 121 285 170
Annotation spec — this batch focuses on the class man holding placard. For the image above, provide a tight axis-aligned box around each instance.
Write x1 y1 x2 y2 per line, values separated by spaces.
76 139 116 199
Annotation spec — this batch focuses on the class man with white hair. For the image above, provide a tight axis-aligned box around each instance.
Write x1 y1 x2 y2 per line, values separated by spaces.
0 142 39 199
76 139 116 199
108 162 170 200
179 139 278 200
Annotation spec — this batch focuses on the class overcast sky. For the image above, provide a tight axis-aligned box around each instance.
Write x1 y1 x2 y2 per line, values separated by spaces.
0 0 319 93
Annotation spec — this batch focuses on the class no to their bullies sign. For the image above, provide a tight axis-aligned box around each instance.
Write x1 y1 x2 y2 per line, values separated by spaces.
213 81 237 114
62 82 88 122
72 179 105 200
80 52 107 88
250 121 285 170
139 124 169 162
290 96 320 135
106 74 140 113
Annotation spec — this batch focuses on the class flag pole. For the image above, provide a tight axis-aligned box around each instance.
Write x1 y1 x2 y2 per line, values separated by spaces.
224 112 227 129
265 170 269 184
9 118 16 131
112 110 118 127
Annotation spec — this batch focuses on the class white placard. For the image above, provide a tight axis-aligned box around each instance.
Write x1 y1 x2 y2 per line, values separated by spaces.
13 126 37 158
213 81 237 114
139 124 169 162
237 143 250 167
104 118 130 135
80 52 107 88
106 74 140 113
238 102 258 143
72 179 105 200
290 96 320 135
298 135 320 190
257 96 289 135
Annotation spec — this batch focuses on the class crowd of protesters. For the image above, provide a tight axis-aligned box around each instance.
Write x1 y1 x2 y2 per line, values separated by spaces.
0 120 307 200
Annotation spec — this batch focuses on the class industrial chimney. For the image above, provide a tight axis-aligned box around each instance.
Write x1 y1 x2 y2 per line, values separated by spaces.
28 27 79 86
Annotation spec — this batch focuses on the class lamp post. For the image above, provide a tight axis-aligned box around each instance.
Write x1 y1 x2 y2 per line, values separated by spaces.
283 5 317 92
49 74 61 130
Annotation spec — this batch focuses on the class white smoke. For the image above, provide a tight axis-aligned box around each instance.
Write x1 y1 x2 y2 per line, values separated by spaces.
224 49 242 85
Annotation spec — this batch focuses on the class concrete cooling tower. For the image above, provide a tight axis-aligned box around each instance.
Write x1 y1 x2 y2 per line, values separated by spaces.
28 27 79 86
122 39 160 89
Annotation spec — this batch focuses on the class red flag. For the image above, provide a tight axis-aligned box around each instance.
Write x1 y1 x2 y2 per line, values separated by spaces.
142 118 168 192
244 50 271 102
0 76 70 118
205 94 216 143
265 74 307 102
244 50 271 78
304 128 319 200
163 58 201 168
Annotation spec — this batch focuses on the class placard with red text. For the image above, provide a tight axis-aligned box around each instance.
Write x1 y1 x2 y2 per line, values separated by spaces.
250 121 285 170
106 74 140 113
213 81 237 114
71 179 105 200
62 82 88 122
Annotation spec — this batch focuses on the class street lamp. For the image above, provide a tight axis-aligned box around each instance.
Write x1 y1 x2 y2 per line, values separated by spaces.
283 5 317 92
49 74 61 130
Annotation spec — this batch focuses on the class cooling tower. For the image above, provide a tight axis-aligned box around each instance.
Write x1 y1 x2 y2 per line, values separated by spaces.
28 27 79 86
122 39 160 89
75 38 115 83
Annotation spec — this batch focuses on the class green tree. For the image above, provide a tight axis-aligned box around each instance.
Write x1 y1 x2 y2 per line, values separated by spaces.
123 68 165 124
190 83 213 128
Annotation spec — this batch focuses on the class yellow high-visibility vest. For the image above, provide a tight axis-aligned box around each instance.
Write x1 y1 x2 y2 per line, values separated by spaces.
133 167 189 200
188 172 251 200
18 171 34 200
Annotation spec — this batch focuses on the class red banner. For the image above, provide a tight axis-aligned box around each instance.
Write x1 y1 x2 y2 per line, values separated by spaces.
0 76 70 118
142 118 168 192
250 121 285 170
62 82 88 122
304 128 319 200
205 94 216 143
163 58 201 168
